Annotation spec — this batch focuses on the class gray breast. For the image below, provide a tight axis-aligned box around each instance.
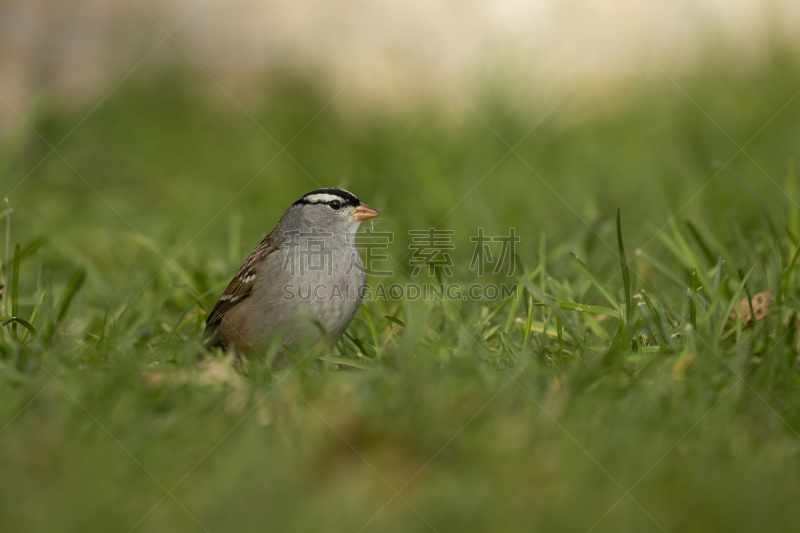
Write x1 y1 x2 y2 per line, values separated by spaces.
246 231 366 352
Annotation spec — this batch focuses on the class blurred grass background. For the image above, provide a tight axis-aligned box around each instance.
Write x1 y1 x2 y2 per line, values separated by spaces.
5 46 800 314
2 2 800 532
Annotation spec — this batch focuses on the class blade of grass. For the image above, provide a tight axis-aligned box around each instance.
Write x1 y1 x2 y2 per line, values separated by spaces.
738 268 756 326
538 228 548 336
11 242 19 337
342 331 370 359
777 240 800 305
524 280 587 353
580 312 613 342
689 267 698 329
570 253 617 309
617 209 632 327
56 265 88 323
482 323 501 342
532 301 620 317
318 355 371 369
362 307 380 359
1 316 36 335
384 314 405 328
23 288 47 343
670 218 709 288
789 158 799 242
4 198 10 282
698 257 727 327
521 293 533 356
717 259 760 340
95 309 108 349
515 317 562 338
640 289 671 346
711 257 726 298
165 303 195 346
685 221 716 266
556 316 564 355
20 236 46 261
501 330 519 363
653 219 711 291
503 281 525 335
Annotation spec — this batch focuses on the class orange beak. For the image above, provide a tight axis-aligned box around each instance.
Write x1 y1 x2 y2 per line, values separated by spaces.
351 202 380 221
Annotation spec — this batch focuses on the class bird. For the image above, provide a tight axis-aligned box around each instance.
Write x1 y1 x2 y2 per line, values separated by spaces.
203 188 379 366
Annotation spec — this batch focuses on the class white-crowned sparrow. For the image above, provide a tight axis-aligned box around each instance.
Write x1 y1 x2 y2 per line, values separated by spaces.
203 188 379 362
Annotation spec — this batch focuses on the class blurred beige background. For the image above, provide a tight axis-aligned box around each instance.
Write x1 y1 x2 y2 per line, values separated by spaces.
1 0 798 130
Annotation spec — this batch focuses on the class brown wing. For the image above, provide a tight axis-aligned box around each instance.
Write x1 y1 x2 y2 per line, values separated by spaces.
203 234 277 348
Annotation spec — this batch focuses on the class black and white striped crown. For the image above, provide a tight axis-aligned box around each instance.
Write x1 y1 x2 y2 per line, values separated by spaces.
293 188 360 208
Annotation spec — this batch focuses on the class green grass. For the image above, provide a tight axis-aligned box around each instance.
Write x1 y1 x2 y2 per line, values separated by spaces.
2 44 800 532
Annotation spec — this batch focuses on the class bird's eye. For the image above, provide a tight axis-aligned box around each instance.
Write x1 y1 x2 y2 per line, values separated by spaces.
329 199 343 210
